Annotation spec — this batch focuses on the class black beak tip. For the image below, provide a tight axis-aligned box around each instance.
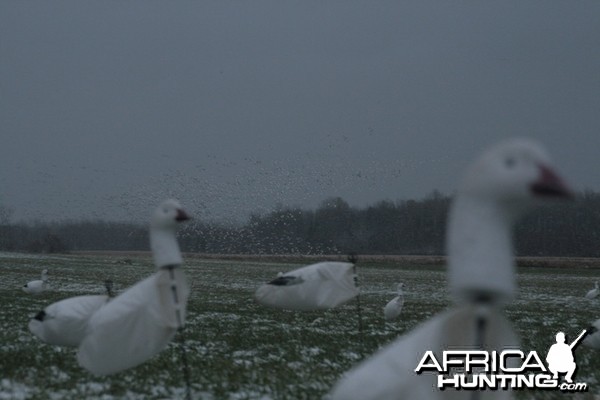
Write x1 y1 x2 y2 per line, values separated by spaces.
531 164 574 200
175 209 191 222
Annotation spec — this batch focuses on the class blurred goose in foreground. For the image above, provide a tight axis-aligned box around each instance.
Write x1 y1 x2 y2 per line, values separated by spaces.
329 138 572 400
23 269 49 294
77 199 191 376
585 281 599 299
383 283 404 321
28 280 114 347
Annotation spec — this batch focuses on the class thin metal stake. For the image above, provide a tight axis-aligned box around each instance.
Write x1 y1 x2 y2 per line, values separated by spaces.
176 330 192 400
356 292 363 343
471 305 488 400
168 266 192 400
352 263 364 353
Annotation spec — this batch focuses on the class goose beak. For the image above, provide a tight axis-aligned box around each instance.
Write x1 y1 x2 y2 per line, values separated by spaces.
175 208 191 222
530 164 574 199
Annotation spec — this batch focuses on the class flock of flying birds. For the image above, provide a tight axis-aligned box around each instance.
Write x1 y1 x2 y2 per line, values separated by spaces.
16 138 600 398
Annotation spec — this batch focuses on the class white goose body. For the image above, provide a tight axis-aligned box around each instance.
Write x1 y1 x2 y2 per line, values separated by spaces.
28 293 110 347
331 306 519 400
383 283 404 321
23 269 49 294
585 281 599 299
77 199 190 376
329 139 571 400
254 261 359 311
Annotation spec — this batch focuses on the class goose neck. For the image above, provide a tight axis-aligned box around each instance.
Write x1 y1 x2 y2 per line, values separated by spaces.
447 196 516 305
150 227 182 269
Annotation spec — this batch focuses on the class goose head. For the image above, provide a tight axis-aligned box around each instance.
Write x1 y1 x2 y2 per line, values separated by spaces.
150 199 191 269
448 138 572 305
151 199 190 229
41 269 48 281
458 138 572 215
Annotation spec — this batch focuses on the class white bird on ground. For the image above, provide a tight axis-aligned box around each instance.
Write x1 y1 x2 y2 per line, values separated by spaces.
255 261 359 311
22 269 49 294
585 281 599 299
28 279 114 347
329 138 572 400
383 283 404 321
77 199 191 376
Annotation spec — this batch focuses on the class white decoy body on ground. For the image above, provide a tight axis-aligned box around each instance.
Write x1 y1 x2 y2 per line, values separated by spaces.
383 283 404 321
22 269 49 294
329 138 572 400
28 280 114 347
255 261 359 311
585 281 599 299
77 199 191 376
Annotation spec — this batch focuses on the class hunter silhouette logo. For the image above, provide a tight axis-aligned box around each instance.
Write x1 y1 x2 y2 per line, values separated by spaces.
545 330 586 383
415 329 593 392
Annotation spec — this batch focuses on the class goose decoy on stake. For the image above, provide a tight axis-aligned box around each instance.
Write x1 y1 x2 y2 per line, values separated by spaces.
77 199 191 376
329 138 573 400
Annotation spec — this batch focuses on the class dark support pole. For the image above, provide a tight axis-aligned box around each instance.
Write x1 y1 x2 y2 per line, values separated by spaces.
349 254 364 354
356 287 364 346
168 266 192 400
474 313 487 349
104 279 114 298
177 331 192 400
471 304 488 400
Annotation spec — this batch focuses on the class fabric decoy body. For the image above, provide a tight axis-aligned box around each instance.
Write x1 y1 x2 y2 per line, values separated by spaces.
28 282 112 347
23 269 49 295
255 261 359 311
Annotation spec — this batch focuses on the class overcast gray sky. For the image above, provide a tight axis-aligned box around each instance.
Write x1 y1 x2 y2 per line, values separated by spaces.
1 1 599 223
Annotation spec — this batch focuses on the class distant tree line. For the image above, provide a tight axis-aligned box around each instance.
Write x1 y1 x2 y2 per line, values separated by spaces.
0 190 599 257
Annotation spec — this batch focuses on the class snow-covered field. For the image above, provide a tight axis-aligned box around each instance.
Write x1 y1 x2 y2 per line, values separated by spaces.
1 252 600 399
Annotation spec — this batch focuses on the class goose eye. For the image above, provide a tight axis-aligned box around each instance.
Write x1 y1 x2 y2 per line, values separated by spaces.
505 157 516 168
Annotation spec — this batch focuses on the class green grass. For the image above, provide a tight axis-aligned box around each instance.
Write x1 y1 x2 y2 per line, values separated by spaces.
1 252 600 399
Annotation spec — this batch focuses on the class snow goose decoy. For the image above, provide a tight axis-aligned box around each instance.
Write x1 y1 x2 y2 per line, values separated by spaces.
28 279 115 347
383 283 404 321
22 269 49 294
254 261 359 311
329 138 572 400
77 199 191 376
585 281 599 299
